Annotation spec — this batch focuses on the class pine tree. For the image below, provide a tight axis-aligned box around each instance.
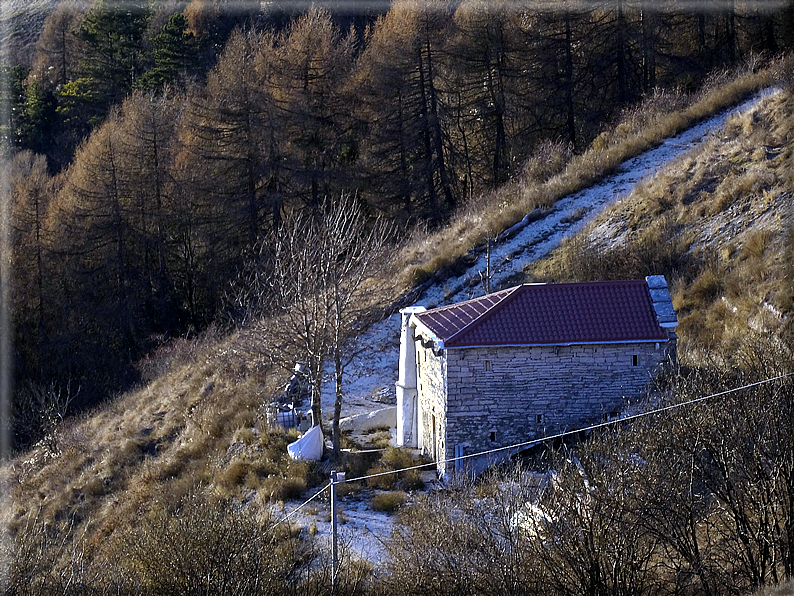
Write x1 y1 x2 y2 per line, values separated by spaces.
57 0 151 135
137 13 199 92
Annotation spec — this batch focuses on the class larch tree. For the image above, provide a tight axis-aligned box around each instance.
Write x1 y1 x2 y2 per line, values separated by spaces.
29 0 86 89
449 0 518 190
352 8 422 218
117 89 183 331
9 152 56 379
50 110 141 365
354 0 456 224
182 27 281 257
516 1 592 151
273 7 357 211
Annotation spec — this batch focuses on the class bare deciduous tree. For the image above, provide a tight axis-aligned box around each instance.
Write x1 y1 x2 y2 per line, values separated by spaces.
242 194 394 458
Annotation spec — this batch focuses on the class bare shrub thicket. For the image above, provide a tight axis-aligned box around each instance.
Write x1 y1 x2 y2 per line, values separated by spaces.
97 492 314 595
381 469 539 596
1 508 94 595
13 381 80 453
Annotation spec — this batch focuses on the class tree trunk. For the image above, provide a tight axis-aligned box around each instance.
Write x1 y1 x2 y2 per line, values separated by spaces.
564 11 577 151
332 347 343 459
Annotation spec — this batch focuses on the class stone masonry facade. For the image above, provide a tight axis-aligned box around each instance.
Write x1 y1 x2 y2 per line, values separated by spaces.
416 339 675 476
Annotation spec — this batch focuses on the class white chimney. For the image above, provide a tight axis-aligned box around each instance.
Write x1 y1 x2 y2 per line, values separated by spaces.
396 306 425 447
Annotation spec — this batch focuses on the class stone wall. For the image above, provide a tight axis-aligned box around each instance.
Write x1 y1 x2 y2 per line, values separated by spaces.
416 339 675 476
416 341 446 466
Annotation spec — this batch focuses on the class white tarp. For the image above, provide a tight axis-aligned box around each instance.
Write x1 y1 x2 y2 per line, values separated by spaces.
287 425 323 461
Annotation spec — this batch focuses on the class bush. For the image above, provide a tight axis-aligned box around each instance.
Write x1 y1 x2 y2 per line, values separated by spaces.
366 447 427 491
370 490 408 512
261 474 307 501
106 492 315 595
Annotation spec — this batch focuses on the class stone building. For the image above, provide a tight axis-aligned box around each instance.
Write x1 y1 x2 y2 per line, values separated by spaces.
395 277 677 477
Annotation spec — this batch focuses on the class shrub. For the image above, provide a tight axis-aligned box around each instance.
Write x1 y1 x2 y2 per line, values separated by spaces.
370 490 408 512
219 457 250 489
366 447 428 491
105 493 315 595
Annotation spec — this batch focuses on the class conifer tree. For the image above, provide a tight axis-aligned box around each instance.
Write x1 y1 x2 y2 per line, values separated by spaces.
52 110 140 360
117 89 183 331
354 0 456 224
137 13 199 92
273 6 356 211
450 0 518 189
29 0 86 89
58 0 151 136
181 27 282 258
10 151 55 379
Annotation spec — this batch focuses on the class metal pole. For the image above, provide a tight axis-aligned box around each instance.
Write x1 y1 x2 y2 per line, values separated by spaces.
330 470 338 596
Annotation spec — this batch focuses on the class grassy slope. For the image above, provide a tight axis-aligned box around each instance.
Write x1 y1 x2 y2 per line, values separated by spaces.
528 82 794 369
3 56 793 582
2 328 314 578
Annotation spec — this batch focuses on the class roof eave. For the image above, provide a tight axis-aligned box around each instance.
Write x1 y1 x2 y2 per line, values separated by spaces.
410 315 447 350
444 338 670 350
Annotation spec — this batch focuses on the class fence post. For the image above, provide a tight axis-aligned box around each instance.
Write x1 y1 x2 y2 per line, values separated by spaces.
330 470 345 595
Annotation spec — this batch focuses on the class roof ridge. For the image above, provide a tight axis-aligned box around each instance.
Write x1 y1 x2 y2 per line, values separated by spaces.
423 284 517 315
444 284 527 346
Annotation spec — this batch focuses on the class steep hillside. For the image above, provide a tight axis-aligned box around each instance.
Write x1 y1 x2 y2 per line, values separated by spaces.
1 328 316 590
4 61 794 593
529 82 794 368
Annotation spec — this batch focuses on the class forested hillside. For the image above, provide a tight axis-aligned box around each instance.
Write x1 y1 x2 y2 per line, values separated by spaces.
3 67 794 596
4 2 794 594
5 0 794 444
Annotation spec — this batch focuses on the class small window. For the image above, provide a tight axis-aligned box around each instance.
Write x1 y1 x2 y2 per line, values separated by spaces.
484 360 491 371
536 414 543 424
489 430 496 442
632 354 639 367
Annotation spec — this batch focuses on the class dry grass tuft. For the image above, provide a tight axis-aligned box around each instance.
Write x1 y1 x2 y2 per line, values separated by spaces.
366 447 428 491
370 490 408 512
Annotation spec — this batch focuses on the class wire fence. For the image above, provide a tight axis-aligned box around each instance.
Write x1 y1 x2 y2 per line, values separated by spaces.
273 370 794 525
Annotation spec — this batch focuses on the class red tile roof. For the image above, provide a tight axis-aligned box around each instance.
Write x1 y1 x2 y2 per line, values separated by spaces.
412 280 669 348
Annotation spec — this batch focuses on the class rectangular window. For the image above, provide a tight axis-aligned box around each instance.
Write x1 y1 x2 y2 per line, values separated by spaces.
632 354 639 366
489 430 496 442
484 360 491 371
536 414 543 424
